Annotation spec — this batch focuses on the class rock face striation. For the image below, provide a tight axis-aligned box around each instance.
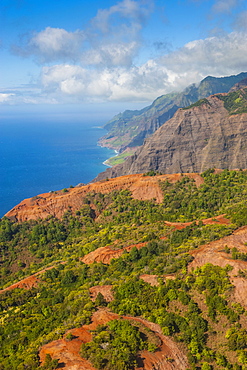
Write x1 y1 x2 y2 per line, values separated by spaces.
94 88 247 181
100 72 247 153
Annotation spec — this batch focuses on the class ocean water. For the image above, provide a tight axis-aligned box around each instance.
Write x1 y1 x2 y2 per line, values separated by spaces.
0 118 115 217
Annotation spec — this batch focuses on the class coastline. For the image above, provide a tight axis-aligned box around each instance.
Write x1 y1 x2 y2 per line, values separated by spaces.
103 150 119 167
0 121 116 218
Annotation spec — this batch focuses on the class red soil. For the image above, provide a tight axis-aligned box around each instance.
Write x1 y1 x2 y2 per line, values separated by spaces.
1 214 230 293
5 173 204 222
0 274 39 293
39 308 188 370
140 274 160 286
82 215 230 265
0 263 65 294
89 285 114 302
140 274 176 286
82 242 147 265
188 226 247 307
164 214 230 230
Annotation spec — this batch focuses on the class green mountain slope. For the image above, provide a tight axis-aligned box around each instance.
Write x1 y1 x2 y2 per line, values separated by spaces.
2 170 247 369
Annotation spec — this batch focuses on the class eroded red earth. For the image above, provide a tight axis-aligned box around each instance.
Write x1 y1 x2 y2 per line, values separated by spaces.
0 263 65 294
2 209 243 370
82 215 230 265
89 285 114 302
189 226 247 307
39 308 188 370
5 173 204 222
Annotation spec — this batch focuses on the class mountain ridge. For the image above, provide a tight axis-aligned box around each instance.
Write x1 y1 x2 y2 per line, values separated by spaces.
94 87 247 182
99 72 247 159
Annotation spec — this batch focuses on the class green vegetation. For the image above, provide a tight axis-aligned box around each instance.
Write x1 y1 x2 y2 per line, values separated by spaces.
143 170 162 176
182 98 211 110
81 319 154 370
216 89 247 114
104 149 136 166
101 73 247 152
2 170 247 368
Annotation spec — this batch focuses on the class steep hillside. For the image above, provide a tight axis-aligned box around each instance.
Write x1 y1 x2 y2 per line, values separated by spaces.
94 88 247 181
3 170 247 370
99 72 247 158
5 173 204 222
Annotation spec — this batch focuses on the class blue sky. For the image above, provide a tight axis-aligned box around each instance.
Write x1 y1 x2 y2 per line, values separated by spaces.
1 0 247 112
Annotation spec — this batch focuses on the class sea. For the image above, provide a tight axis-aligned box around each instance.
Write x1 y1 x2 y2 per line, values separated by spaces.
0 116 115 218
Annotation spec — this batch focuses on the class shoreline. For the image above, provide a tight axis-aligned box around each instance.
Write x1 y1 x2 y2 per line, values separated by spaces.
103 149 119 167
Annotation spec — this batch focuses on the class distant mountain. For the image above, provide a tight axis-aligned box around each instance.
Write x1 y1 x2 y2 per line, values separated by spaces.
94 83 247 181
99 72 247 155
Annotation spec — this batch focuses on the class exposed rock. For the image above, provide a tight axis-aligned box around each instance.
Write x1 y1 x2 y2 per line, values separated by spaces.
229 77 247 92
5 173 204 222
82 214 229 265
39 308 188 370
0 263 66 294
188 226 247 308
94 93 247 181
100 72 247 153
81 242 147 265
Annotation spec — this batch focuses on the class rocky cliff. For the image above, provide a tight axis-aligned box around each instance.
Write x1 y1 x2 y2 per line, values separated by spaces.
99 72 247 153
94 88 247 181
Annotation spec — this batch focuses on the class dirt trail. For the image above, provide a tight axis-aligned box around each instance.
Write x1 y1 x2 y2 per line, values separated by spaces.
39 308 188 370
164 214 230 229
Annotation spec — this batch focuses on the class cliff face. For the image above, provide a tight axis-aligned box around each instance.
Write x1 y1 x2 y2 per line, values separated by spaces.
99 72 247 153
94 91 247 181
5 173 204 222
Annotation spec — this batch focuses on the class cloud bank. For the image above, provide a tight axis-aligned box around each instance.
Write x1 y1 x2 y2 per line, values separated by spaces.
36 31 247 104
3 0 247 105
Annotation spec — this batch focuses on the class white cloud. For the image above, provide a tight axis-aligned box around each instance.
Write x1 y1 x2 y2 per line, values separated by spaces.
91 0 153 35
14 27 85 63
12 0 153 67
161 32 247 78
36 31 247 104
234 10 247 31
0 93 15 103
5 1 247 105
82 41 138 68
212 0 239 13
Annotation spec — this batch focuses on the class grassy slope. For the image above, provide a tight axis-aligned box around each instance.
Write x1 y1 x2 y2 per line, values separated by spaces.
104 149 137 166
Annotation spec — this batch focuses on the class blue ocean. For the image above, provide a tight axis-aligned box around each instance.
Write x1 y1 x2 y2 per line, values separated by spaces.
0 117 115 217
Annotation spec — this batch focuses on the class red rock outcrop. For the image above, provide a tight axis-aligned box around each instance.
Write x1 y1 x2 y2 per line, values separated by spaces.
82 242 147 265
39 308 188 370
189 226 247 307
0 275 39 293
5 173 204 222
0 263 65 294
82 214 229 265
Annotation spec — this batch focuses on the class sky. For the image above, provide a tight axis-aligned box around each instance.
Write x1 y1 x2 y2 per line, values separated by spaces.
1 0 247 114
